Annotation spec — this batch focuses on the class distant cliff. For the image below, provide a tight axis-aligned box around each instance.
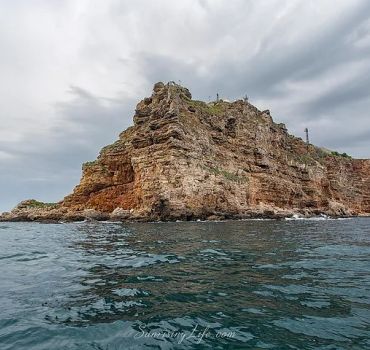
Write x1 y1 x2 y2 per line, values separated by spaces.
2 82 369 222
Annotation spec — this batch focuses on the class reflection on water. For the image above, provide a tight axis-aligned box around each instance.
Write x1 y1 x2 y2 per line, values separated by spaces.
0 219 370 349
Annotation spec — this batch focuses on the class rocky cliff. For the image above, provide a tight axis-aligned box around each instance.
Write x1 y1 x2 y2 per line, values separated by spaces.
2 82 369 221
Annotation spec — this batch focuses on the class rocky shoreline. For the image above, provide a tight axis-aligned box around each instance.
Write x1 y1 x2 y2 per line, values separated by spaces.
2 82 369 222
0 199 366 223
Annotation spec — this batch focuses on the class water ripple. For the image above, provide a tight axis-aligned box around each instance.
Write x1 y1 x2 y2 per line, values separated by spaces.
0 219 369 349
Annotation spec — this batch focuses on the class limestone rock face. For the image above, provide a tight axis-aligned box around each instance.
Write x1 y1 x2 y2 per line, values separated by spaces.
0 200 66 222
60 82 370 220
2 82 370 221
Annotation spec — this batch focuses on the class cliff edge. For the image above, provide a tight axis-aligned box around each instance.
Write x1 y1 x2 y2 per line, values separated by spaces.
2 82 369 221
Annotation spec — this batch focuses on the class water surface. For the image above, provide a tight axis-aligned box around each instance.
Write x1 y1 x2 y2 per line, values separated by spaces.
0 219 370 349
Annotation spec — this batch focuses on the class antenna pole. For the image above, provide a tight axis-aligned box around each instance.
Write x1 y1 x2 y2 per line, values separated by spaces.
304 128 309 145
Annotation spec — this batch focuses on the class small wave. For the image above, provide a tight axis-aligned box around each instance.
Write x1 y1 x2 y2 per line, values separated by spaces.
117 254 180 268
112 288 149 297
0 253 25 260
136 275 165 282
241 307 265 315
16 255 48 262
240 218 273 221
285 214 334 221
200 249 227 256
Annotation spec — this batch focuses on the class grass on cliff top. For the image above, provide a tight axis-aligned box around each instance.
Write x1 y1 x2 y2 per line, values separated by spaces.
82 160 99 168
99 139 124 156
330 151 352 159
293 146 353 166
314 148 352 162
186 99 226 116
21 200 58 209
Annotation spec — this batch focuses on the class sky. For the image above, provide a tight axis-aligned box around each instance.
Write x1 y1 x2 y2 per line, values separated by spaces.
1 0 370 212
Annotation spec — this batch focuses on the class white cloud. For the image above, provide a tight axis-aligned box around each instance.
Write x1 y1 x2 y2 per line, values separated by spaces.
0 0 369 211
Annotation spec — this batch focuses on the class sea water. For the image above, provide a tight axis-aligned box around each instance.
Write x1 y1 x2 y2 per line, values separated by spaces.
0 218 369 349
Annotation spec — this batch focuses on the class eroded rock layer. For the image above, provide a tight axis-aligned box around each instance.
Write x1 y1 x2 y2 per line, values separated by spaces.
2 82 369 221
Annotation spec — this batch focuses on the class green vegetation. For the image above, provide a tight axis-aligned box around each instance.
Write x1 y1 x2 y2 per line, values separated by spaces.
296 154 315 165
315 147 329 159
82 160 98 168
331 151 352 159
186 99 225 116
207 103 225 116
291 147 352 167
99 139 123 156
206 166 248 184
23 200 57 208
82 160 111 175
289 147 353 169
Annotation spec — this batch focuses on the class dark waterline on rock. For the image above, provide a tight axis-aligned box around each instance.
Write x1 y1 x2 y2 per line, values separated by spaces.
0 219 370 349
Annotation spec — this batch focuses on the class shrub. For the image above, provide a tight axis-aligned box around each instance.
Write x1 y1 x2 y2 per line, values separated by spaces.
330 151 352 159
82 160 98 168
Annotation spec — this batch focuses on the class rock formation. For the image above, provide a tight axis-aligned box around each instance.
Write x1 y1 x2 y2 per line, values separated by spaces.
1 82 369 221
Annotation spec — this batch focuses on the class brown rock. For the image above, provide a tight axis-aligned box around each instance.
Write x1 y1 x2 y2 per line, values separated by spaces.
1 82 369 222
110 207 132 220
82 209 109 221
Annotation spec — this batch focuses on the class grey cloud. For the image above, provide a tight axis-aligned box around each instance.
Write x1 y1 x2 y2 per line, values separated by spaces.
135 0 370 102
0 86 136 211
1 0 370 211
302 74 370 116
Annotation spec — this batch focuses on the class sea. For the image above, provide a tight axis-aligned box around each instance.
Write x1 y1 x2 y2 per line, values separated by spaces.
0 218 369 349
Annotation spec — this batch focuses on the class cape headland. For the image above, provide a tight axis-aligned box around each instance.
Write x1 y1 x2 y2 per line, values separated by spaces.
1 82 369 222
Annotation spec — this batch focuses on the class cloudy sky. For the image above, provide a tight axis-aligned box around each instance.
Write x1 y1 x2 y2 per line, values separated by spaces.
1 0 370 212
